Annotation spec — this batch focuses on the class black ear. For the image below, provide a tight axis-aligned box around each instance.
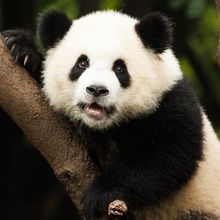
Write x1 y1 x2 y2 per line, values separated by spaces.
37 10 72 49
135 12 173 53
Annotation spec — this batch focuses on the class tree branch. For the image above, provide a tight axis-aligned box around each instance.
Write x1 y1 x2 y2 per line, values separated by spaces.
0 36 96 211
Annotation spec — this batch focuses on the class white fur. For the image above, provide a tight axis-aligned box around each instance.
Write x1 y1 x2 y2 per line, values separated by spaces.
42 11 182 129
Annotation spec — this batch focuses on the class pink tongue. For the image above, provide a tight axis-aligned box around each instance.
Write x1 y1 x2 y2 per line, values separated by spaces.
85 105 106 120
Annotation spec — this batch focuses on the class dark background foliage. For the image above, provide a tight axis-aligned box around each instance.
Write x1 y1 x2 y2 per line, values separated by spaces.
0 0 219 219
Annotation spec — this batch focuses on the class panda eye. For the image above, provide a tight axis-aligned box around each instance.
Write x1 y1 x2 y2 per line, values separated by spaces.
78 59 89 69
113 59 127 74
114 65 125 74
77 55 89 70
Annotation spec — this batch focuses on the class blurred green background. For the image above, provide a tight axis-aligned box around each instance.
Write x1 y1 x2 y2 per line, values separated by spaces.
0 0 219 220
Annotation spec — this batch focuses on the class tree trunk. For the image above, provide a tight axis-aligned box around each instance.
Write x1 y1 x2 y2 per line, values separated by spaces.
0 36 96 212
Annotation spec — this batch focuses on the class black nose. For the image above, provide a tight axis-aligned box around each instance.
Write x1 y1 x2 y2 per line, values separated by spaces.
86 85 109 97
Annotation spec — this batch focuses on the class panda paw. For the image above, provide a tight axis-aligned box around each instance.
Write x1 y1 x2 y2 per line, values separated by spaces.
1 29 42 77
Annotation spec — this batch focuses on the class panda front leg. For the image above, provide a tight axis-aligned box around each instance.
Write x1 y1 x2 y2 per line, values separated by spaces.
82 174 133 220
1 29 43 84
82 158 164 220
81 146 199 220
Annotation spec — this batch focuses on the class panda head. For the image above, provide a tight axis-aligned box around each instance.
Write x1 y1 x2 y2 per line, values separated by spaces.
38 10 182 130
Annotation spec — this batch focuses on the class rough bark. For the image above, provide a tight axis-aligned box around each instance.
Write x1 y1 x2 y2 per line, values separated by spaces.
0 36 96 210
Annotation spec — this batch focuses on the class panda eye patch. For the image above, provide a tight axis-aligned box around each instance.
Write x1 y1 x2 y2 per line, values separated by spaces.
113 59 131 88
69 55 89 81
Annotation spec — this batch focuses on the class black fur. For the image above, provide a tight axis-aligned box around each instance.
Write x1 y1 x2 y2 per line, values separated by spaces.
80 79 203 219
113 59 131 88
1 29 43 83
69 55 90 81
37 10 72 49
135 12 173 53
177 211 218 220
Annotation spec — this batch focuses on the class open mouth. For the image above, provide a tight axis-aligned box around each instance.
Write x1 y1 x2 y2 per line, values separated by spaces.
78 102 115 121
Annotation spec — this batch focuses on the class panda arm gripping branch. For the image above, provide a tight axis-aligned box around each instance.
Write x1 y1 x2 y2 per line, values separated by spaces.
2 29 43 84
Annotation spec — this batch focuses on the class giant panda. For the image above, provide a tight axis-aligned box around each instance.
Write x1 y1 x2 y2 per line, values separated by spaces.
2 9 220 220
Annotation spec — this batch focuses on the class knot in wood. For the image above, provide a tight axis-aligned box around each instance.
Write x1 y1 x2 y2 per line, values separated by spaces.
57 168 77 184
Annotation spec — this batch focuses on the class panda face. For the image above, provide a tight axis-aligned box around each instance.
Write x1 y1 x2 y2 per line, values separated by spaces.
42 11 183 129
